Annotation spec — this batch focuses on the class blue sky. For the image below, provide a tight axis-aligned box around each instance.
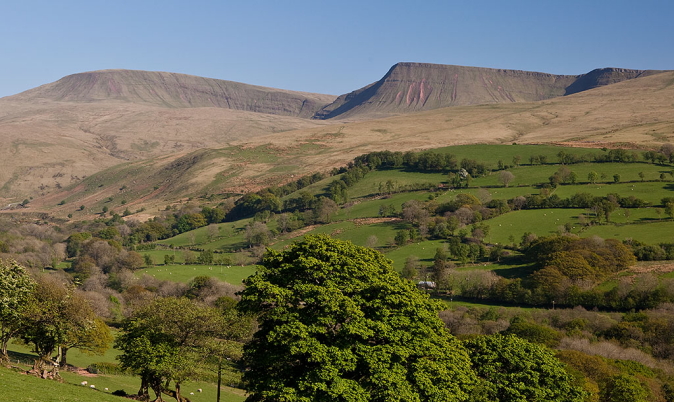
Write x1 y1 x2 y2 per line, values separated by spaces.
1 0 672 98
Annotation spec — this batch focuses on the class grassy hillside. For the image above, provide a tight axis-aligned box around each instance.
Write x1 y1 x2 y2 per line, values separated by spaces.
124 144 674 293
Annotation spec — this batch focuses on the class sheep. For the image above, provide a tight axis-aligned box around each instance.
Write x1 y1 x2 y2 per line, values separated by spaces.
90 385 96 389
197 388 203 392
80 381 88 386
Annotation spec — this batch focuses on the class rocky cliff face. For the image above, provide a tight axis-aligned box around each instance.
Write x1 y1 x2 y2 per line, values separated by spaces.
11 70 336 118
314 63 666 120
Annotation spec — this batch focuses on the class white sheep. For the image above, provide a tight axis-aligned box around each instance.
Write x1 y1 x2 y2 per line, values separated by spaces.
197 388 202 392
81 381 88 386
90 385 96 389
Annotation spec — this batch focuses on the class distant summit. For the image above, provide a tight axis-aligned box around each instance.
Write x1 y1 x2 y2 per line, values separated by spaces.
11 69 336 119
564 67 657 95
313 63 665 120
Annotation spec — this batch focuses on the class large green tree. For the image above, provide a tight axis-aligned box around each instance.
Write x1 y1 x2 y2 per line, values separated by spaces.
464 334 586 402
238 235 476 402
116 297 228 402
20 276 97 378
0 259 35 362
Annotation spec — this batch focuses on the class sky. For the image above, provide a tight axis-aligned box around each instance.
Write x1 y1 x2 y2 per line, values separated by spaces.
1 0 673 98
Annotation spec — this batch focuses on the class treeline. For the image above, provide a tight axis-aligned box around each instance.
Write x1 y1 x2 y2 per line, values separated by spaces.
441 304 674 402
425 234 674 311
163 144 674 233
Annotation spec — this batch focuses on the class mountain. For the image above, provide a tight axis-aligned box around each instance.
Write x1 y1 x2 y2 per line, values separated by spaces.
313 63 665 120
11 69 336 118
0 70 337 200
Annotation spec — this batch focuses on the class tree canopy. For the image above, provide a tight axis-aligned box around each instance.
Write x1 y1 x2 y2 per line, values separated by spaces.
238 235 476 402
464 334 586 402
116 297 227 401
0 259 35 361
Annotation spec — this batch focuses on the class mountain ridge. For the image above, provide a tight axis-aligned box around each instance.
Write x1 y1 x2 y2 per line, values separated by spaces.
9 69 337 119
313 63 666 120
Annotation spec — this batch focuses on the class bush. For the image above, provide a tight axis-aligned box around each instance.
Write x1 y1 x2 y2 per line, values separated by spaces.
87 362 130 375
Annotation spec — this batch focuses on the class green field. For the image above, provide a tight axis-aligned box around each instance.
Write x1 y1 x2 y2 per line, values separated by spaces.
156 219 252 250
141 143 674 296
5 342 246 402
0 368 127 402
134 264 256 285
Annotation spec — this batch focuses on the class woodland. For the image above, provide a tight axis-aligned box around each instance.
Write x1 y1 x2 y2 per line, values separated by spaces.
2 142 674 401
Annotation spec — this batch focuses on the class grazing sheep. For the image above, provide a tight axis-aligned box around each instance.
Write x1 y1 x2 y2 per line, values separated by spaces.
190 392 194 395
197 388 202 392
81 381 88 386
90 385 96 389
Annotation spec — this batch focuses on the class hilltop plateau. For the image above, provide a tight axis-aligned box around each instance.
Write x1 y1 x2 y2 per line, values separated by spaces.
314 63 664 120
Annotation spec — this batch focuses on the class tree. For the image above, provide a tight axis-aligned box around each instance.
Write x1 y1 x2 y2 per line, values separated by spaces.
588 171 599 184
20 276 97 378
0 260 36 362
613 174 621 183
602 374 649 402
116 297 226 401
512 155 521 167
402 255 421 280
665 202 674 220
394 229 410 246
245 222 272 247
498 171 515 187
205 299 255 402
314 197 339 223
237 235 477 402
58 317 112 368
464 334 586 402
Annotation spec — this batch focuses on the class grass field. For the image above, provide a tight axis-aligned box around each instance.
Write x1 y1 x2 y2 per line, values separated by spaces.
5 342 247 402
134 264 256 285
0 368 127 402
136 143 674 300
156 219 252 250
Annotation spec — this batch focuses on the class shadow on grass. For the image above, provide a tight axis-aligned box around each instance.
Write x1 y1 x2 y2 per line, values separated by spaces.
8 350 35 366
218 241 249 253
491 263 538 279
432 295 537 310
